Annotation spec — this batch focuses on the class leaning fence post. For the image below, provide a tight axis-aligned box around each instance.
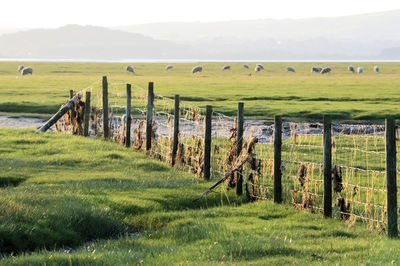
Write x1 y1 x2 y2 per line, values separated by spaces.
171 95 180 166
323 115 332 218
274 116 282 203
146 82 154 152
204 105 212 180
83 91 91 137
236 102 244 195
102 76 109 139
386 118 398 238
125 84 132 148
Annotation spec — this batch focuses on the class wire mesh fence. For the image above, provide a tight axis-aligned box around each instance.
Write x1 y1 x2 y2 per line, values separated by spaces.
51 78 399 234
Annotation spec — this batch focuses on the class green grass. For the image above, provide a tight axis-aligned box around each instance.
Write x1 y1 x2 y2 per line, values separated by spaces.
0 129 399 265
1 61 400 120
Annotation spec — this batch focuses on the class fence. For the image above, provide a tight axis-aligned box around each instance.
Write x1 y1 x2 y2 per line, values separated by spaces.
49 76 399 238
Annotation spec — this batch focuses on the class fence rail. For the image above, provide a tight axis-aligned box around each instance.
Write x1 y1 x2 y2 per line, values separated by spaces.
48 77 399 237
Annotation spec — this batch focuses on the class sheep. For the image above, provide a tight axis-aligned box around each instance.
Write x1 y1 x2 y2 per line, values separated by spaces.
255 65 262 72
256 64 264 70
126 66 135 74
348 65 355 73
287 67 296 73
21 67 33 76
192 66 202 74
17 65 24 72
165 65 173 70
320 67 331 74
357 67 363 74
374 66 380 73
222 65 231 71
311 66 322 73
243 64 249 69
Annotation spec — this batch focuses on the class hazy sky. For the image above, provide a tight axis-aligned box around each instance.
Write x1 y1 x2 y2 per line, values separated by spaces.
1 0 400 28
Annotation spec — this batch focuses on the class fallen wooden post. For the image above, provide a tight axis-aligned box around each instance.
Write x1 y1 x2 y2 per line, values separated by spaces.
37 94 82 132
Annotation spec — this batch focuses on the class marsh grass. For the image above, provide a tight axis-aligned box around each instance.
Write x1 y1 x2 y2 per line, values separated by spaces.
1 62 400 120
0 129 399 264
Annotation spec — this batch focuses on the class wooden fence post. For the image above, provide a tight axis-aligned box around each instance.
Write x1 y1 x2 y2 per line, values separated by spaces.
83 91 91 137
125 84 132 148
69 90 76 133
102 76 109 139
204 105 212 180
146 82 154 151
236 102 244 195
274 116 282 203
323 115 332 218
171 95 180 166
386 118 398 238
38 94 82 132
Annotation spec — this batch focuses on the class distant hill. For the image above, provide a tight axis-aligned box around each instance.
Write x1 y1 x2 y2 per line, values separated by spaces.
0 25 186 59
2 10 400 60
114 10 400 60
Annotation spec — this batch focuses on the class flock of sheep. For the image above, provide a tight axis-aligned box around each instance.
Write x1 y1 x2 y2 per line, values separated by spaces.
126 64 381 75
17 64 381 76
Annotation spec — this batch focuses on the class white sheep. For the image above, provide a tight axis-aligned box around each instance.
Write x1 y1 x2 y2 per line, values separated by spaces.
320 67 331 74
348 65 355 73
374 66 380 73
357 67 363 74
192 66 203 74
255 65 262 72
126 66 135 74
21 67 33 76
311 66 322 73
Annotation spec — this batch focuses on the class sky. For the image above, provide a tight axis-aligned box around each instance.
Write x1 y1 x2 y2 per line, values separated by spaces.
1 0 400 28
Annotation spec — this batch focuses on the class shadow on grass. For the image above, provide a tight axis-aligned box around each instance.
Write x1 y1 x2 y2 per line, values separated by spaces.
0 176 27 187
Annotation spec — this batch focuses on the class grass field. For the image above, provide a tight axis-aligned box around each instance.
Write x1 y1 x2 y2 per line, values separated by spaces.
0 128 399 265
1 61 400 120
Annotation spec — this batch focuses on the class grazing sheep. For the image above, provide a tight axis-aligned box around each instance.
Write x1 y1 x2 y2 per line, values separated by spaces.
256 64 264 70
374 66 380 73
320 67 331 74
357 67 363 74
255 65 262 72
17 65 24 72
21 67 33 76
222 65 231 71
165 65 173 70
243 64 249 69
287 67 296 73
192 66 203 74
311 66 322 73
126 66 135 74
348 65 355 73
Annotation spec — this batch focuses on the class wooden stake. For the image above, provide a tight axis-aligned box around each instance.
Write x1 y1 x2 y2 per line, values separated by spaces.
204 105 212 180
146 82 154 151
171 94 180 166
323 115 332 218
236 102 244 195
274 116 282 203
126 84 132 148
386 118 398 238
102 76 109 139
83 91 91 137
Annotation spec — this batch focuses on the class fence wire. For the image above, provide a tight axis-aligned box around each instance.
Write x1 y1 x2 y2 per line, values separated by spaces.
54 79 400 233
